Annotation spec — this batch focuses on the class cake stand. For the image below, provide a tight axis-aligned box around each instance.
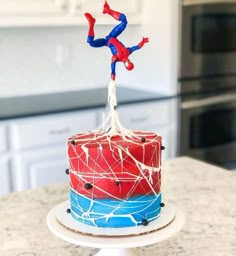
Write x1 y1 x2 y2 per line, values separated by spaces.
47 201 185 256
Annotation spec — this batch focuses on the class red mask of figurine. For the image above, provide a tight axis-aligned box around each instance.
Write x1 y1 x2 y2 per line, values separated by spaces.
124 59 134 71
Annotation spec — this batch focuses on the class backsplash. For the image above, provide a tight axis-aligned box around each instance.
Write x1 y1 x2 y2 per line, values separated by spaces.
0 25 142 97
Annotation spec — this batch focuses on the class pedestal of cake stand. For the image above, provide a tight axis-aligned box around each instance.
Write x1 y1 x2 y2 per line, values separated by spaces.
47 203 185 256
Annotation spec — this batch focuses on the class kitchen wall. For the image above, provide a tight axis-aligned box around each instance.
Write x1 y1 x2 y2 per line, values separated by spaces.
0 25 140 96
0 0 180 97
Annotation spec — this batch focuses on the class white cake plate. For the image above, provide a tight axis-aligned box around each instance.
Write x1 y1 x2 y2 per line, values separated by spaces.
47 201 185 256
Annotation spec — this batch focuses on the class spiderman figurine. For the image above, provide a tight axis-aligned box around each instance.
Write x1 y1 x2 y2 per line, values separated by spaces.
85 1 149 81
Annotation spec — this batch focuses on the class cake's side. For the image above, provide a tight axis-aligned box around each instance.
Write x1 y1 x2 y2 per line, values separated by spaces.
67 131 163 228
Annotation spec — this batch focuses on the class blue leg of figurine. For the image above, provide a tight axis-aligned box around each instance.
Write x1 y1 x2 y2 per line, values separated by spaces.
127 45 140 54
111 60 117 80
103 2 127 38
108 14 127 38
87 36 106 48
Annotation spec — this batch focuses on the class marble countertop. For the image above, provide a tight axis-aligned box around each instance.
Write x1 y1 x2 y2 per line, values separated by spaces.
0 157 236 256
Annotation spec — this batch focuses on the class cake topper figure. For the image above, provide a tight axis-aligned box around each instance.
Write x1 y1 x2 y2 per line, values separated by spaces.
85 0 149 81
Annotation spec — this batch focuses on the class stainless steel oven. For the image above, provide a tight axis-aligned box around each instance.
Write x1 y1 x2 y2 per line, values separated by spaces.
180 91 236 165
180 0 236 93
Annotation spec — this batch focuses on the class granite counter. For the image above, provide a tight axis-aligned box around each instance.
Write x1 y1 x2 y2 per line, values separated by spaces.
0 87 171 120
0 157 236 256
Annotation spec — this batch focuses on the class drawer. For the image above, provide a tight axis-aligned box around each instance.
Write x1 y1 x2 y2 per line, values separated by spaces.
118 101 170 130
0 126 7 152
9 110 97 150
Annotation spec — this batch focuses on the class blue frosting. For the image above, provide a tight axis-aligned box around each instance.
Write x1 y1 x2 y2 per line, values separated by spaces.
69 190 162 228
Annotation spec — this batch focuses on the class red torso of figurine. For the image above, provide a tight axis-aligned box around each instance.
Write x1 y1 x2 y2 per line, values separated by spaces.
108 38 130 61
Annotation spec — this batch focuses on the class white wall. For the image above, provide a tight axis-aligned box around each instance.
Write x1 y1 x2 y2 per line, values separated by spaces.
0 0 180 97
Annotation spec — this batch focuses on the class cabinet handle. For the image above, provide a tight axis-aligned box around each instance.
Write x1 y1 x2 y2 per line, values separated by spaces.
49 128 70 135
71 0 82 10
130 116 148 123
181 93 236 109
183 0 236 6
55 0 68 10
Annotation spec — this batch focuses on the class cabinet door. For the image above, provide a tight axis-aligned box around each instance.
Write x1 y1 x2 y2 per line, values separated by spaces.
83 0 140 14
28 158 68 189
0 125 7 153
118 102 170 130
0 0 68 16
0 157 11 195
12 146 69 191
80 0 142 24
9 110 97 151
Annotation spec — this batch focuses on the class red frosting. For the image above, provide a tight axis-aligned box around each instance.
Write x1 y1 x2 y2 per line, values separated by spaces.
68 131 162 200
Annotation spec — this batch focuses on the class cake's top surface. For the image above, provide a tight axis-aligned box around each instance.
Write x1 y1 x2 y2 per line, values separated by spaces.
68 130 162 149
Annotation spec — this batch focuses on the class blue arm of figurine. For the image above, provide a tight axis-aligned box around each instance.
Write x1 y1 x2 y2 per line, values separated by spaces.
128 38 149 53
127 45 140 54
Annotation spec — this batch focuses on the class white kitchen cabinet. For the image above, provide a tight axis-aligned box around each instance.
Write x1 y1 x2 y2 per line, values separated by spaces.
0 0 142 27
9 110 97 151
0 156 11 195
0 125 10 195
81 0 142 24
10 109 98 191
118 101 170 130
0 125 7 153
99 100 178 160
29 159 67 188
0 0 68 16
12 146 68 191
82 0 140 15
107 0 140 15
0 0 70 27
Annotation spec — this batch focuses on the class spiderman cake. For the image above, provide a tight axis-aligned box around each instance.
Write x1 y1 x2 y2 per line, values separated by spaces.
66 1 165 228
67 131 163 228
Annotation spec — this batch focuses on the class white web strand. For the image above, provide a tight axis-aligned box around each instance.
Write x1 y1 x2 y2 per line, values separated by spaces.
99 79 137 138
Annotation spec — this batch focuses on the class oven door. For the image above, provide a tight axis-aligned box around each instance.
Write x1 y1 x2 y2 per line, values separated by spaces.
181 1 236 81
180 93 236 165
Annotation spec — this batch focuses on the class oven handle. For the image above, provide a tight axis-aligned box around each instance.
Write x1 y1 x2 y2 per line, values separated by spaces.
183 0 236 6
181 94 236 109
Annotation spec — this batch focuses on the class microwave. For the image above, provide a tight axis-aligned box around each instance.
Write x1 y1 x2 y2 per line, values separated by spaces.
180 0 236 93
